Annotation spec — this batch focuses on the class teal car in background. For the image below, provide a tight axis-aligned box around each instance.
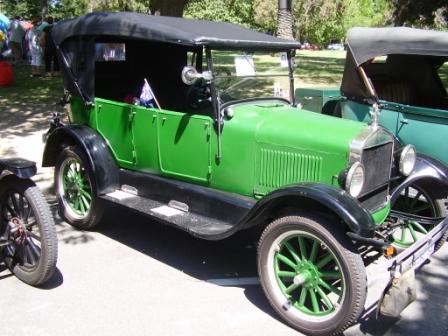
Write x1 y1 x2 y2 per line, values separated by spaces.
296 27 448 219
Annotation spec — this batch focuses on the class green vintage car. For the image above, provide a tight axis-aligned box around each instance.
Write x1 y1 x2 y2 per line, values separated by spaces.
296 27 448 221
44 13 447 336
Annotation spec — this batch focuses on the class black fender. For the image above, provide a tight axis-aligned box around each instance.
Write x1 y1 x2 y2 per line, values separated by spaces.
242 183 376 237
42 125 119 194
391 153 448 203
0 158 36 179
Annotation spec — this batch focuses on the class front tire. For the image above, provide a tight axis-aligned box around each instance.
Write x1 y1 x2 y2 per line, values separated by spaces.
391 183 447 250
0 175 58 286
55 146 103 230
258 215 366 336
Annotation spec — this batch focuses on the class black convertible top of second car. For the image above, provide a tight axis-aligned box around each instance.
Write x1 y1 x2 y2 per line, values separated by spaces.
347 27 448 66
52 11 300 50
342 27 448 102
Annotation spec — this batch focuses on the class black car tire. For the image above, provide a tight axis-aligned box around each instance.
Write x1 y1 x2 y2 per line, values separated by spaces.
0 176 58 286
55 146 104 230
258 214 366 336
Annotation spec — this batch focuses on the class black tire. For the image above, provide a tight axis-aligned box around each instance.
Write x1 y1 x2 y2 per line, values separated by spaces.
0 175 58 286
258 215 366 336
55 146 103 230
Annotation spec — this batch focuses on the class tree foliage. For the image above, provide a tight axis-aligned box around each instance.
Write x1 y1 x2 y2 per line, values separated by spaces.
392 1 447 28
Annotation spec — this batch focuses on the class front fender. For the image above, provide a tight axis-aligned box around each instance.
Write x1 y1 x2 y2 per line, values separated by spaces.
391 153 448 202
0 158 36 179
42 125 119 194
243 183 376 237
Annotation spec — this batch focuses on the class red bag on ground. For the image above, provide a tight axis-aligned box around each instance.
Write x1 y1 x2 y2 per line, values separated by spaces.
0 61 14 86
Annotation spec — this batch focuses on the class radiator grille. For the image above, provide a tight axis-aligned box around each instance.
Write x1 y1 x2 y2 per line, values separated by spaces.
258 148 322 189
359 142 393 211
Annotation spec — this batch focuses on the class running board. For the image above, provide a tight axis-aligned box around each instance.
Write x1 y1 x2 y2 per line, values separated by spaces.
101 190 235 239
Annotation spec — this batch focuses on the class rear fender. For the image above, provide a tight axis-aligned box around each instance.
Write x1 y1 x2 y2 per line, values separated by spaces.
42 125 119 194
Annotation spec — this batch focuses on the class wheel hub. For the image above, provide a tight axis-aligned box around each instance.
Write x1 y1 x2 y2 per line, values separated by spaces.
294 260 321 288
9 217 26 244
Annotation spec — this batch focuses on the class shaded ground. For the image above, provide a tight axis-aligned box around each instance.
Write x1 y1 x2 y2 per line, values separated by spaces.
0 66 65 190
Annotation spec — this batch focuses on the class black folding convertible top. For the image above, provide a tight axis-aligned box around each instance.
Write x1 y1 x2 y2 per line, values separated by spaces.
347 27 448 66
52 11 300 50
342 27 448 101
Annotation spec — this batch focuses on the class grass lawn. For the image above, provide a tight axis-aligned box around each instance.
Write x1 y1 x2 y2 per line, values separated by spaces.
0 65 64 106
294 50 346 88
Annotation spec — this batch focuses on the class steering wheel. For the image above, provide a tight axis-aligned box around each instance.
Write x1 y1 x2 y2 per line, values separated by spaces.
185 80 212 111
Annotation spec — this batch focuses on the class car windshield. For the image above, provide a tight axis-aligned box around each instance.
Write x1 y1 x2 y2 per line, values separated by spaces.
211 50 292 104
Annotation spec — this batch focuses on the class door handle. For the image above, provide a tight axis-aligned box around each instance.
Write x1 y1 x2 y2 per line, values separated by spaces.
400 119 409 125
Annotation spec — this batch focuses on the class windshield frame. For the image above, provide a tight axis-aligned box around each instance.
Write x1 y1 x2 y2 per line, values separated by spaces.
205 47 296 160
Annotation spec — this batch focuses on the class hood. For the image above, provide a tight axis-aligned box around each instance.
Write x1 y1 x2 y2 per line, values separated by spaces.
231 102 366 156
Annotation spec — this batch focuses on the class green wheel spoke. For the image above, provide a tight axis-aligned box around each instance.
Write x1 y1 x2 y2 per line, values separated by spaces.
309 288 320 313
298 236 308 260
277 271 296 278
284 241 301 264
79 189 92 201
276 253 298 270
316 286 334 311
316 252 333 269
285 282 299 294
309 239 319 263
319 278 342 296
408 224 418 242
412 221 429 234
400 225 407 242
320 271 341 279
79 196 86 213
298 287 307 307
73 197 80 212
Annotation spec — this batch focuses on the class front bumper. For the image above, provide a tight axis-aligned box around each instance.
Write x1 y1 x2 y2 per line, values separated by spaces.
363 217 448 314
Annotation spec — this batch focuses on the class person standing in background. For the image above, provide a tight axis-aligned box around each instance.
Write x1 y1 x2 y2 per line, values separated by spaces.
40 16 59 77
8 16 25 65
27 19 42 77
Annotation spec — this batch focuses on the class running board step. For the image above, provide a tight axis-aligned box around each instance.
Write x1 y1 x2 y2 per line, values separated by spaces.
101 190 235 239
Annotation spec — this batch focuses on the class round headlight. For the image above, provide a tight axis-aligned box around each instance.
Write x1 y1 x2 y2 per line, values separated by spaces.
345 162 365 198
399 145 416 176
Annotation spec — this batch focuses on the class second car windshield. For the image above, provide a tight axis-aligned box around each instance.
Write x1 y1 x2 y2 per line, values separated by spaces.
211 50 291 104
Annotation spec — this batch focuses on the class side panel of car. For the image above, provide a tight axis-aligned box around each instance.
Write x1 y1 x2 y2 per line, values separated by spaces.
157 109 212 183
95 98 135 166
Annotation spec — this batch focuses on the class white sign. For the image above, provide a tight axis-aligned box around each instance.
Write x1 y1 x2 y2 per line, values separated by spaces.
279 52 289 67
234 55 255 77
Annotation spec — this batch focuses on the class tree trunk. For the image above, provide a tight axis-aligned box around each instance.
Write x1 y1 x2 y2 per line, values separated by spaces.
277 0 294 40
150 0 190 17
40 0 48 20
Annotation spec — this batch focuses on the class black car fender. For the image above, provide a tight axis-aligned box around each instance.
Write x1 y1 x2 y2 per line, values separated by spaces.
42 125 119 194
0 158 36 179
391 153 448 203
242 183 376 237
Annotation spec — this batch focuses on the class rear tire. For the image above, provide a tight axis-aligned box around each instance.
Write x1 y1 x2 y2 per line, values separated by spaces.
55 146 103 230
258 214 366 336
0 175 58 286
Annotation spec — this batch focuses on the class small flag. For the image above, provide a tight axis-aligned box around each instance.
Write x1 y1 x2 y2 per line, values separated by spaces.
139 79 154 108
